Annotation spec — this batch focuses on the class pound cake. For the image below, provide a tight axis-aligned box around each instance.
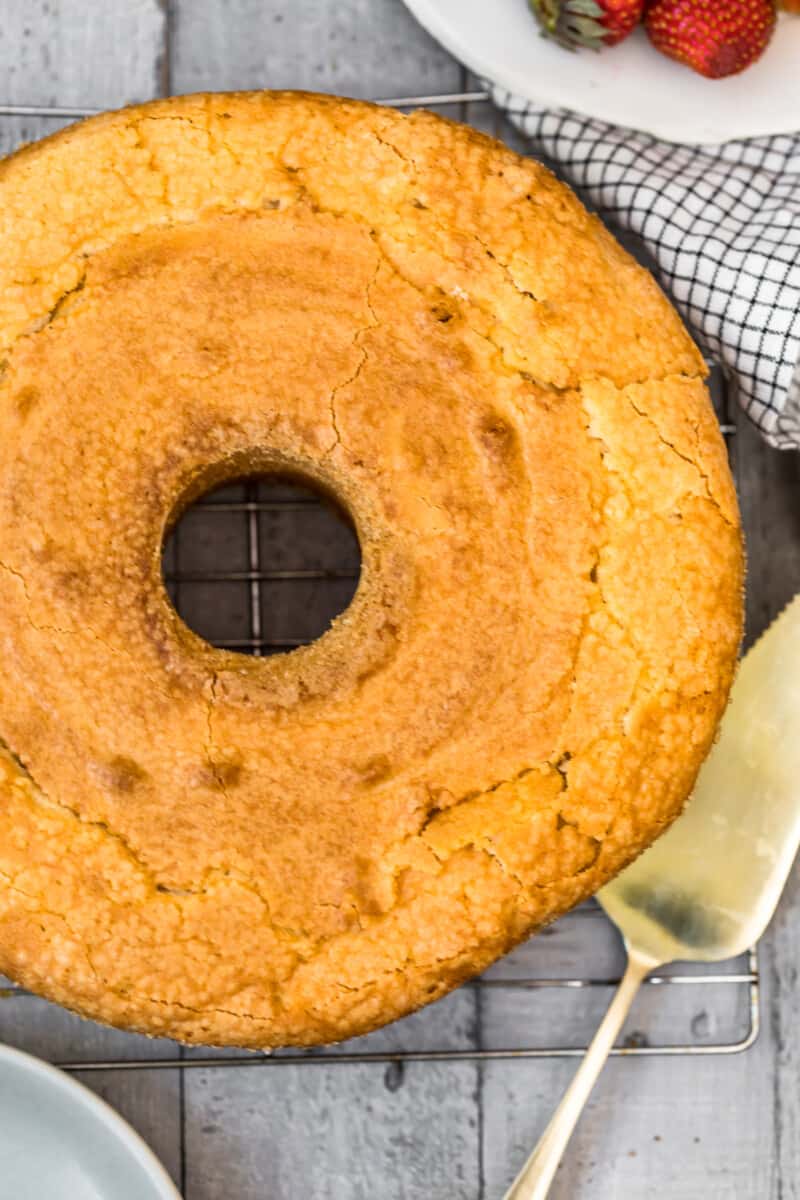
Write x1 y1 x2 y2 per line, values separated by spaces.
0 92 743 1046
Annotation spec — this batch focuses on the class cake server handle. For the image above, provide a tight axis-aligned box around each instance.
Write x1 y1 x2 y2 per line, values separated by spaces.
502 947 655 1200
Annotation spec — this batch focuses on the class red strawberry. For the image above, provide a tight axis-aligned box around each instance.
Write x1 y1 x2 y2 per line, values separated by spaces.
645 0 777 78
529 0 645 49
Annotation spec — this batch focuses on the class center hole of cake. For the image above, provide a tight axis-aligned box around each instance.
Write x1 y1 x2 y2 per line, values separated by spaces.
162 474 361 655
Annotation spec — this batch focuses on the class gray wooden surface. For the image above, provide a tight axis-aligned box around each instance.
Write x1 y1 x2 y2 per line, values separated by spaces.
1 2 799 1197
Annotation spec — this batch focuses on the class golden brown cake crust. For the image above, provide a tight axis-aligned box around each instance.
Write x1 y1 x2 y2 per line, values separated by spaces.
0 92 742 1047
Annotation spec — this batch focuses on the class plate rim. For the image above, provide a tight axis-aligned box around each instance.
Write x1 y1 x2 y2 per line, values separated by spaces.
402 0 800 145
0 1042 182 1200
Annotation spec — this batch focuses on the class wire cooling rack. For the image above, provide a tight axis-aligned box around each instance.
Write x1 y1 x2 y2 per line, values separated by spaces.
0 91 757 1069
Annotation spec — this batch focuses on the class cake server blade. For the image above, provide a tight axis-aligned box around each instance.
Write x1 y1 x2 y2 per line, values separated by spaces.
504 591 800 1199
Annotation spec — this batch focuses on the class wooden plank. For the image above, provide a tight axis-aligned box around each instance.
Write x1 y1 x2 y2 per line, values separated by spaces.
761 874 800 1200
170 0 464 98
485 1044 775 1200
481 914 760 1196
185 1061 479 1200
480 978 752 1054
483 942 772 1198
0 0 167 170
736 417 800 1200
183 992 479 1200
2 0 165 108
0 0 180 1187
168 3 480 1196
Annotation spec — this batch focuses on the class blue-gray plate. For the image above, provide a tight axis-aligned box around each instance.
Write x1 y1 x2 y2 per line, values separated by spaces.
0 1044 181 1200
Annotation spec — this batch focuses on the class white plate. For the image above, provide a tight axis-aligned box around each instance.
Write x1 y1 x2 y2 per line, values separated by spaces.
403 0 800 143
0 1044 181 1200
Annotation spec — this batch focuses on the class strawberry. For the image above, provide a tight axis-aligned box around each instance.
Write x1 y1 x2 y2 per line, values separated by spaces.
529 0 645 49
645 0 777 78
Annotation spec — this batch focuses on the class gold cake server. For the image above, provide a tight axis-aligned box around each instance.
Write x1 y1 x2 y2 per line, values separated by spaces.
505 592 800 1199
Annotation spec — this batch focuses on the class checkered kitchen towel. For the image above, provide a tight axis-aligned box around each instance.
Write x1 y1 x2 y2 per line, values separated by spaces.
492 86 800 450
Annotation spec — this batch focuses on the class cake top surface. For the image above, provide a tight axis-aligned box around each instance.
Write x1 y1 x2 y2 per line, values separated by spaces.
0 92 742 1046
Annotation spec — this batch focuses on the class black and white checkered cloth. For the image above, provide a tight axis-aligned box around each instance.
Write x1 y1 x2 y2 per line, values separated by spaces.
492 86 800 450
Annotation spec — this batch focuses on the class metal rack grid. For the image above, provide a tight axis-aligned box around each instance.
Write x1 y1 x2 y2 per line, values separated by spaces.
0 90 757 1070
